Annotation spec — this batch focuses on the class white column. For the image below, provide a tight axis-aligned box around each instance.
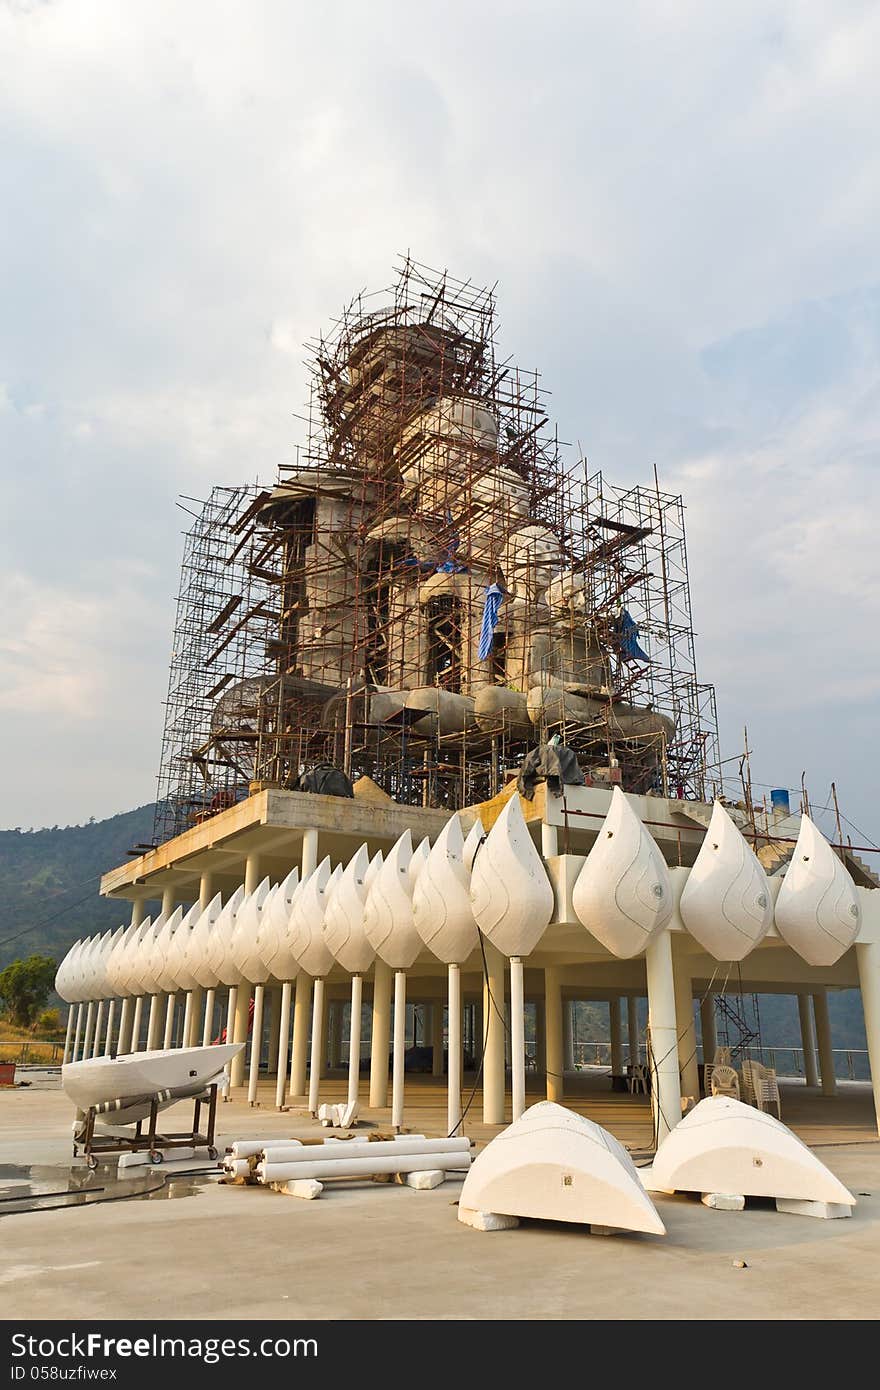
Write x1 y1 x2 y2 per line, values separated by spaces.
301 828 319 879
81 1001 95 1059
563 998 574 1070
161 886 177 918
628 995 640 1066
182 992 194 1050
308 978 325 1117
117 997 133 1055
391 970 407 1131
699 996 717 1065
348 975 363 1109
482 938 506 1125
91 1001 104 1058
146 996 161 1051
131 996 143 1053
447 963 462 1136
369 960 392 1108
856 942 880 1137
431 1000 444 1078
248 983 265 1105
812 990 837 1097
290 973 310 1098
673 941 700 1102
266 989 279 1072
223 984 238 1100
610 996 624 1076
63 1004 75 1063
798 994 820 1087
510 957 526 1121
541 823 558 857
202 988 216 1047
544 966 564 1103
72 1002 84 1061
163 995 176 1050
103 1000 116 1057
275 979 293 1110
646 931 682 1144
230 855 260 1087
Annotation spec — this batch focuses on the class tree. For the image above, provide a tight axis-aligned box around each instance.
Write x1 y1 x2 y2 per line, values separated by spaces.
0 955 57 1028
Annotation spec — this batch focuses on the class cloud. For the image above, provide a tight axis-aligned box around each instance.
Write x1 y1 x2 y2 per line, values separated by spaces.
0 0 878 841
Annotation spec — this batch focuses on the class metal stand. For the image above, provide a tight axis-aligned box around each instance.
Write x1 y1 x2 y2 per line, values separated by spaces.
73 1085 219 1170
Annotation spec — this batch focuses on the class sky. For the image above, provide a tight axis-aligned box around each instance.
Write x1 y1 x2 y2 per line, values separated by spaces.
1 0 878 853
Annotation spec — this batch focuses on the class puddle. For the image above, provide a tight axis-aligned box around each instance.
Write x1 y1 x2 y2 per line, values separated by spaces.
0 1162 219 1215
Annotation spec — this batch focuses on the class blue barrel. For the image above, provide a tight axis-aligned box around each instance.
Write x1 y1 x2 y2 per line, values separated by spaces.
770 788 790 817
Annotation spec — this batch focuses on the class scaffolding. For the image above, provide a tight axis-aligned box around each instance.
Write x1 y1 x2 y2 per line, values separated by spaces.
153 256 720 845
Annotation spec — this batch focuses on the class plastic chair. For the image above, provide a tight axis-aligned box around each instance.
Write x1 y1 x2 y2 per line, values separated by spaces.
709 1063 740 1101
628 1064 649 1095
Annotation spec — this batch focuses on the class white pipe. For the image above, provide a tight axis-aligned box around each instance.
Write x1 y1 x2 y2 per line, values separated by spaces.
262 1136 470 1166
229 1134 429 1160
146 995 161 1051
91 1001 105 1058
348 974 362 1109
291 974 310 1097
257 1150 470 1183
308 978 325 1117
63 1005 75 1063
274 980 293 1110
202 987 216 1047
392 970 406 1132
72 1002 83 1061
131 996 143 1053
82 1001 96 1058
510 956 525 1121
248 983 265 1106
117 997 133 1055
103 1000 116 1057
447 963 462 1136
163 994 176 1050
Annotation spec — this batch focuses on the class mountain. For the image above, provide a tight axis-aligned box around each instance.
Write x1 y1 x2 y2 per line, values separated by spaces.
0 806 158 970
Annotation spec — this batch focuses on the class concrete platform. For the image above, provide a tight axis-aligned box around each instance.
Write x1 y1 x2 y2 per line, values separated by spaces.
2 1076 879 1320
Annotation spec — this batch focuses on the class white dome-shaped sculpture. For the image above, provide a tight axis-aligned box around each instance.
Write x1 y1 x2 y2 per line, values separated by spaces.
470 796 554 957
649 1096 855 1207
260 868 300 980
118 918 153 998
572 787 672 958
133 916 166 996
414 815 480 964
288 860 339 978
95 926 124 998
323 845 381 975
106 922 140 998
152 908 185 994
189 890 238 990
230 877 274 984
679 801 772 961
774 816 861 966
163 902 201 993
209 892 246 988
83 930 115 1001
364 831 427 970
459 1101 666 1235
55 939 81 1002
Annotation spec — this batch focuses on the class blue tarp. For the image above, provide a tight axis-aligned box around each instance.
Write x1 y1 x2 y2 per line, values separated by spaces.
478 583 505 660
616 608 650 663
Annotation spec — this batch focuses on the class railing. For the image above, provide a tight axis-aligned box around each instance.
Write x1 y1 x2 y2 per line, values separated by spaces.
0 1040 64 1066
570 1040 871 1081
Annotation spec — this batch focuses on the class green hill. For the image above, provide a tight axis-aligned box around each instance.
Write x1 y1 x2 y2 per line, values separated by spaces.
0 806 158 970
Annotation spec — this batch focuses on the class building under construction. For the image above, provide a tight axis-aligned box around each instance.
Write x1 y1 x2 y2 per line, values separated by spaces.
154 257 719 846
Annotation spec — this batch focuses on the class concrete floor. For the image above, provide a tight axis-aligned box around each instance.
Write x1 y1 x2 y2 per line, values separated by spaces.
2 1073 879 1320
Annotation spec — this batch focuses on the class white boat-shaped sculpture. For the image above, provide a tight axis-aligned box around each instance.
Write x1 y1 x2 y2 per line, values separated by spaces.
469 796 554 957
189 891 237 992
413 815 480 965
261 869 301 982
55 939 80 1003
62 1042 244 1119
458 1101 665 1235
648 1096 855 1212
288 860 340 977
679 800 772 961
572 786 673 958
230 877 273 984
774 816 861 966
